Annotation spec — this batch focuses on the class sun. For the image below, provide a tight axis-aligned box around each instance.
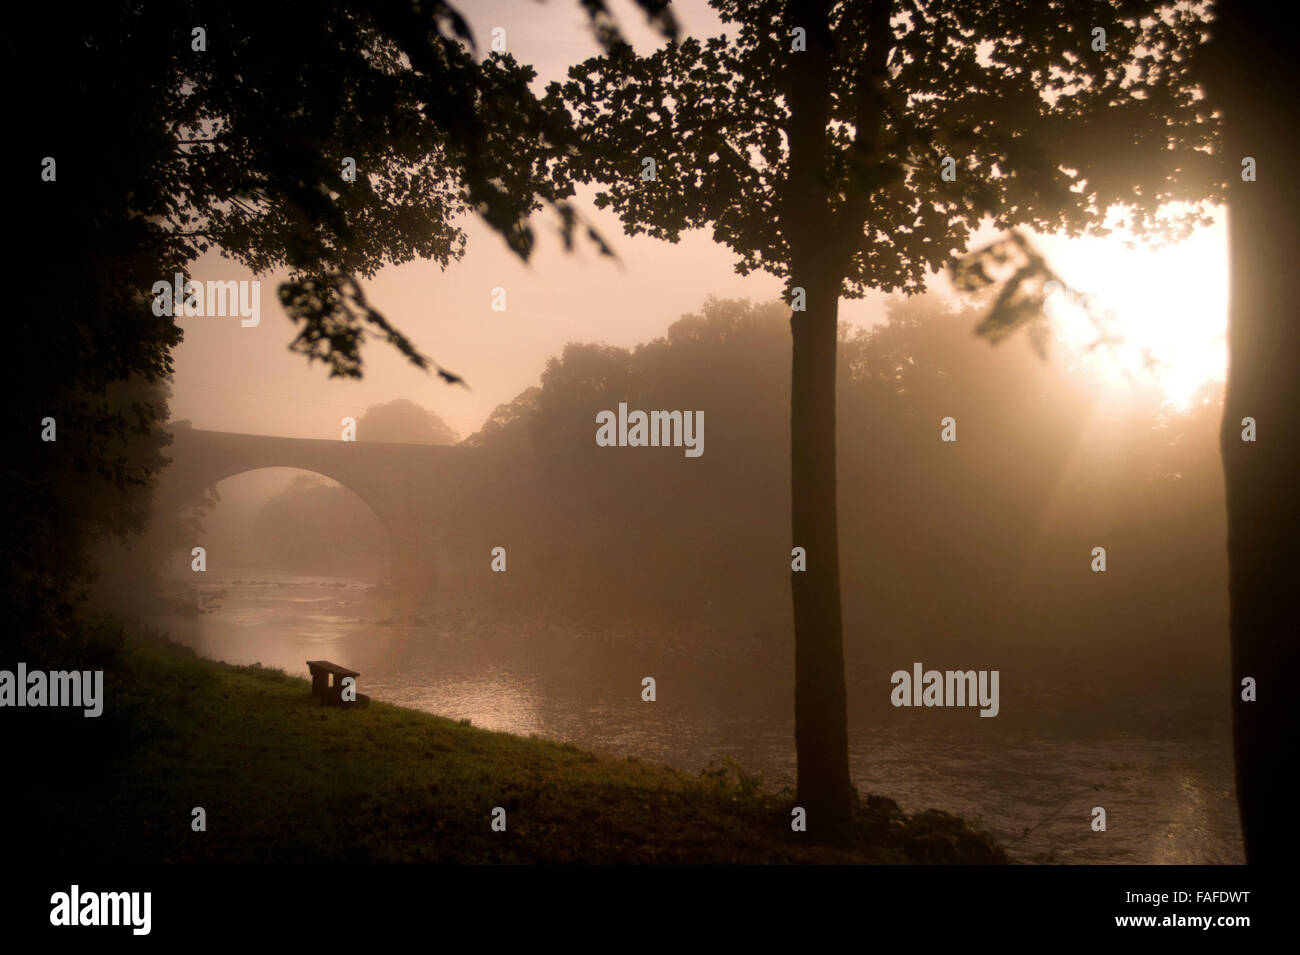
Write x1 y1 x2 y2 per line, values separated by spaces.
1035 214 1229 412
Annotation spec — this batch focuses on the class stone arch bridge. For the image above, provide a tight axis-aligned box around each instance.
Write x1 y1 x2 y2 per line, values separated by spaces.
158 428 505 598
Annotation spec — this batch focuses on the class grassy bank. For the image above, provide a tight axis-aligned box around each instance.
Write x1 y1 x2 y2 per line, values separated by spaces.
19 629 1006 864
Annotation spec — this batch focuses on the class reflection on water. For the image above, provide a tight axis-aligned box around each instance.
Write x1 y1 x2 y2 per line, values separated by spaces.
155 572 1244 865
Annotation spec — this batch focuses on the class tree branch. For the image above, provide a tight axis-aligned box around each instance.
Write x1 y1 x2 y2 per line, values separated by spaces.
781 0 835 286
831 0 896 264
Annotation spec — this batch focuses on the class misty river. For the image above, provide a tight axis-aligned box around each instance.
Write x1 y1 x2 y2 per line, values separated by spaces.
155 572 1244 865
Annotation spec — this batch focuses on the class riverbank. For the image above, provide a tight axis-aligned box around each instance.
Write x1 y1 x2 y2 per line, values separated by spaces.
19 628 1006 864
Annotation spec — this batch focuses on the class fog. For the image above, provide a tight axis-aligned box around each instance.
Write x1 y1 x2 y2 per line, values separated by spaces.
98 287 1239 863
18 0 1264 876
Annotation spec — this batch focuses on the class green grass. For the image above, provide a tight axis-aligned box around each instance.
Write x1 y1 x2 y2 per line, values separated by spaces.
23 630 1007 864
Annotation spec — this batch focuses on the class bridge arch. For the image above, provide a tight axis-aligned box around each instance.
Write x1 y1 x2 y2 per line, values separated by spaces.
194 465 394 565
157 429 477 600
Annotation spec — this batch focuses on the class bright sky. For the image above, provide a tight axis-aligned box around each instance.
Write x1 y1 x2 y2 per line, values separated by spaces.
1035 216 1227 411
954 208 1229 412
167 0 1227 441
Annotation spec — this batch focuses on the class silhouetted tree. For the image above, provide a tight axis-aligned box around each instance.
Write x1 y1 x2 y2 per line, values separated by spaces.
358 400 459 445
558 0 1219 841
467 294 1226 704
956 0 1293 863
1196 0 1299 866
2 0 674 653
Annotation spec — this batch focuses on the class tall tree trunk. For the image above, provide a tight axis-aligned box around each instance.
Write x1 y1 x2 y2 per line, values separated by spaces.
784 0 856 843
1209 1 1300 865
790 274 856 842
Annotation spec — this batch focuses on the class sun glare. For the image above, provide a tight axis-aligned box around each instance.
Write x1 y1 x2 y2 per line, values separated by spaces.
1036 216 1229 412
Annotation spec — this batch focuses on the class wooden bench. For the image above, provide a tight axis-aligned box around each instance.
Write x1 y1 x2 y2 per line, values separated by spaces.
306 660 369 707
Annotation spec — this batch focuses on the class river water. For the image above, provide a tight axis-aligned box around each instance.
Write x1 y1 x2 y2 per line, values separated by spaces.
154 571 1244 864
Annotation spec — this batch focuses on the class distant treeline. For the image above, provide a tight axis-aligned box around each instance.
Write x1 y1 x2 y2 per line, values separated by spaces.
238 294 1225 695
415 294 1225 692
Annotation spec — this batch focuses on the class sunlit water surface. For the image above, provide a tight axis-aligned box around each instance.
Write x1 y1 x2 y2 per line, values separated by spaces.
155 572 1244 864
